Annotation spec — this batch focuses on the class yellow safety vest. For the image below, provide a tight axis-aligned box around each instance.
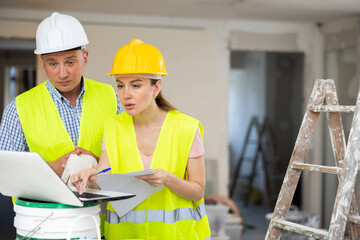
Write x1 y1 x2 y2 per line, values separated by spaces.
104 110 211 240
16 78 117 161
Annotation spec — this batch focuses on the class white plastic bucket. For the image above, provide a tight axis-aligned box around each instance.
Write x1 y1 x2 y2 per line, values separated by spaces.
205 204 229 237
14 198 101 240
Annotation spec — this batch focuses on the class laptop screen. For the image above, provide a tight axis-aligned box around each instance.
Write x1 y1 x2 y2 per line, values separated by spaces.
0 151 135 206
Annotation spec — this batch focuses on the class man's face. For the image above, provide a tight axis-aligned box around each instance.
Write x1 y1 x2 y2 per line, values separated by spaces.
41 50 88 96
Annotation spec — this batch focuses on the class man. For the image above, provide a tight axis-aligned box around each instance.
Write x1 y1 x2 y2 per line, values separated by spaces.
0 12 122 176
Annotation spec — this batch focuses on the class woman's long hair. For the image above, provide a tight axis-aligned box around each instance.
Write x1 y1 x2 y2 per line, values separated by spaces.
151 79 176 111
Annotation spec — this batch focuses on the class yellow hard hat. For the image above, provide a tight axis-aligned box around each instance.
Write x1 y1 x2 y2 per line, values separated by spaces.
107 39 168 76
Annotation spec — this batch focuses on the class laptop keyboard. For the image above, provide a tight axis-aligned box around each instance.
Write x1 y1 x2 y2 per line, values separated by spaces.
72 191 108 199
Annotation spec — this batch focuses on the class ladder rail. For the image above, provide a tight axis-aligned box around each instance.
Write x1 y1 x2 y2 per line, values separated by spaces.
261 118 282 210
327 89 360 239
323 82 360 239
229 117 261 198
243 141 262 205
266 79 325 239
230 115 282 209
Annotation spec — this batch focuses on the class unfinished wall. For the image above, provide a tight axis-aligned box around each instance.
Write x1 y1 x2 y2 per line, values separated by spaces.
0 10 229 196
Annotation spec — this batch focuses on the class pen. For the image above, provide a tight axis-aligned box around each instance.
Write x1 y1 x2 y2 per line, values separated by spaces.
74 167 111 184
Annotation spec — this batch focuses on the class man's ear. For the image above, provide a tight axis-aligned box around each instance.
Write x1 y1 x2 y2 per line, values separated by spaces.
41 55 45 68
83 51 89 67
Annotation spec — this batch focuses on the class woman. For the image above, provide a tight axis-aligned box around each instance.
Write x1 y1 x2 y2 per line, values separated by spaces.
72 39 211 240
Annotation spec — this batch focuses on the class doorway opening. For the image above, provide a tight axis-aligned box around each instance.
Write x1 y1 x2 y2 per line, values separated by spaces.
0 38 36 239
228 50 304 234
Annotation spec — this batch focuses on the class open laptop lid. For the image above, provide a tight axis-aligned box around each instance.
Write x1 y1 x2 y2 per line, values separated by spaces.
0 151 134 207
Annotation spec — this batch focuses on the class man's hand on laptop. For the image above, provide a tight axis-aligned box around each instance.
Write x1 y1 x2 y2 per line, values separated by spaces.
48 149 81 176
74 146 100 162
71 168 98 195
48 147 97 177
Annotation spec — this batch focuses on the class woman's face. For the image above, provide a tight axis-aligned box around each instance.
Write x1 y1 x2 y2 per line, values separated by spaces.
116 76 161 116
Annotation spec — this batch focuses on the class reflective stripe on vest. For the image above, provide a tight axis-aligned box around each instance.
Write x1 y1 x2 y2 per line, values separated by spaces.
106 202 207 224
107 209 147 224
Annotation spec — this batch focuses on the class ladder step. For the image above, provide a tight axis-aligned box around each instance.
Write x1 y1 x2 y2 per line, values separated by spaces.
349 215 360 224
272 219 328 239
308 104 355 113
291 162 342 175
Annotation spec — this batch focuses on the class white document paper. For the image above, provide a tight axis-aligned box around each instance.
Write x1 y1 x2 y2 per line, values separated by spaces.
96 169 164 217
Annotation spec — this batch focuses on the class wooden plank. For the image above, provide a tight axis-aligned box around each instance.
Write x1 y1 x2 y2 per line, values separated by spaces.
327 82 360 239
229 117 260 198
323 79 360 240
272 219 328 239
308 104 355 113
291 162 342 175
348 199 360 239
347 15 360 240
349 215 360 224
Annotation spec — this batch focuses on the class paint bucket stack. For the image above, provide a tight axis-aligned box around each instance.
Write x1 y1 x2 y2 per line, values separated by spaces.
14 198 101 240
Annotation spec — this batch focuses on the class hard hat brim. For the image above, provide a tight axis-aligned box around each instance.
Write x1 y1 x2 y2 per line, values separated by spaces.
107 72 168 77
34 42 89 55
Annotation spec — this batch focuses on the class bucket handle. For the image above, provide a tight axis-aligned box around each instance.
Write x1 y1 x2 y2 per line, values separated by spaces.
19 212 54 240
66 214 101 240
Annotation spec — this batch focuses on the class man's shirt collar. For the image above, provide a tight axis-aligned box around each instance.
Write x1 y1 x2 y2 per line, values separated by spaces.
46 78 86 106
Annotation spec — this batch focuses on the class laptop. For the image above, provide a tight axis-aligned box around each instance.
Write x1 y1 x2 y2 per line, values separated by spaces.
0 150 135 207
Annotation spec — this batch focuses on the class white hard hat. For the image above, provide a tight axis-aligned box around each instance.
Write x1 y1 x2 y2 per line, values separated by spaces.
34 12 89 55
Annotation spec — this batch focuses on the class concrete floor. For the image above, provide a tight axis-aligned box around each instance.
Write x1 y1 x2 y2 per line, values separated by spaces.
236 202 353 240
5 195 350 240
2 196 269 240
237 203 269 240
1 195 269 240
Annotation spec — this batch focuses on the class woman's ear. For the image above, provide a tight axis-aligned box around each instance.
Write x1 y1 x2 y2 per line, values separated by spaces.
153 80 162 98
